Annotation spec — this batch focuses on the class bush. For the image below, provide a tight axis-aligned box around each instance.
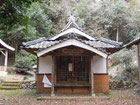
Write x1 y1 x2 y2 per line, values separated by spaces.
23 76 28 80
111 48 133 66
109 48 138 89
14 50 37 72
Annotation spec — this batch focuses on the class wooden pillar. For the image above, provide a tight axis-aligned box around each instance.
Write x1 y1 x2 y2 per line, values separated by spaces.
138 43 140 85
4 50 8 72
35 57 39 82
89 56 91 90
91 56 95 96
72 56 74 79
51 56 55 96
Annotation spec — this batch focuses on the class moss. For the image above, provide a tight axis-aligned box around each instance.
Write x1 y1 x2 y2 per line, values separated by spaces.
0 89 22 99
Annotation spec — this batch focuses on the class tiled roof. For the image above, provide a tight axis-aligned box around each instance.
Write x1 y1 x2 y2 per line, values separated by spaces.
25 40 60 49
22 36 123 55
125 37 140 48
23 37 108 54
84 40 116 48
22 16 123 55
99 37 123 47
23 37 120 50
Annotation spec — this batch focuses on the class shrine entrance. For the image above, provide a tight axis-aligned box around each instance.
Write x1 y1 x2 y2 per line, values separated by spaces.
55 56 90 87
50 46 95 94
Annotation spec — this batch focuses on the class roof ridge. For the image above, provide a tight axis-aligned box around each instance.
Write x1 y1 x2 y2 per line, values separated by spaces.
22 37 47 46
62 15 80 31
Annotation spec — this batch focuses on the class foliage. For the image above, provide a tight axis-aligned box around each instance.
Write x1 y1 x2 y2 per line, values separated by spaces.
25 2 52 40
42 0 140 42
0 0 140 54
14 50 37 71
112 48 133 66
95 0 140 42
0 0 38 30
110 48 138 89
23 76 28 80
0 0 38 53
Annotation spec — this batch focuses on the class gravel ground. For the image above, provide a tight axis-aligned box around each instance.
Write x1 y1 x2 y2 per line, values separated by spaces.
0 89 140 105
1 97 140 105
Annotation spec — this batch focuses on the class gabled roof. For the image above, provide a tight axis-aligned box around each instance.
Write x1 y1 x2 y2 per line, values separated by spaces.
22 33 123 55
0 39 15 51
22 16 123 55
49 15 95 40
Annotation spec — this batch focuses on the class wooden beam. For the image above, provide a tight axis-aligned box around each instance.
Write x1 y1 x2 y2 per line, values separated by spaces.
0 48 7 51
51 56 55 96
0 50 6 56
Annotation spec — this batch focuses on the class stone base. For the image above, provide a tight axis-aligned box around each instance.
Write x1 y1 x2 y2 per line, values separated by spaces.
0 71 7 76
91 93 95 97
51 93 55 96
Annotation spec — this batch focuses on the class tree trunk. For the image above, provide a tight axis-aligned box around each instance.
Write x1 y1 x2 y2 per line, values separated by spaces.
116 26 119 42
138 44 140 86
15 44 18 56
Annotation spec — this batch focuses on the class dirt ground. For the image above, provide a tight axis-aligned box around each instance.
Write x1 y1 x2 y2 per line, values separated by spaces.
0 89 140 105
0 71 35 81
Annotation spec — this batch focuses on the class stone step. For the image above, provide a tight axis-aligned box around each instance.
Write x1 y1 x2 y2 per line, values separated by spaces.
0 86 20 90
2 83 20 86
3 81 20 83
0 81 21 90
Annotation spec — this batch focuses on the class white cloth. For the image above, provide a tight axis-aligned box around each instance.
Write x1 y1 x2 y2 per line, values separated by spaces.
42 74 52 88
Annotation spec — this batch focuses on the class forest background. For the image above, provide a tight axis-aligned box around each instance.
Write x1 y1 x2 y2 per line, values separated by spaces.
0 0 140 70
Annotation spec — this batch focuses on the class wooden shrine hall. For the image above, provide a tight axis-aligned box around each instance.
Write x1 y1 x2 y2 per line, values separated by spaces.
22 16 123 96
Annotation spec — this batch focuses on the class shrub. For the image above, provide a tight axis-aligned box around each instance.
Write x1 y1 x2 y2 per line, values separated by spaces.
109 48 138 89
111 48 133 66
23 76 28 80
14 50 37 72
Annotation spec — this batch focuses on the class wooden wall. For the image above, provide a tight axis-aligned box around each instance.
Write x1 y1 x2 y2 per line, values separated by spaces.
36 74 109 94
56 87 90 94
36 74 51 93
94 74 109 93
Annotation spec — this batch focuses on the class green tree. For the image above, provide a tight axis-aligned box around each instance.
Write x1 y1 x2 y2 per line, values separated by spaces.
25 2 52 40
0 0 38 54
95 0 140 42
0 0 38 31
